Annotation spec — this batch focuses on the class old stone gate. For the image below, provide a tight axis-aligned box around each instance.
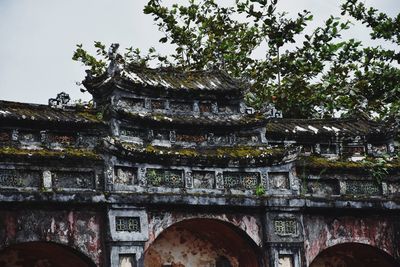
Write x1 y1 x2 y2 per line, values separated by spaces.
0 53 399 266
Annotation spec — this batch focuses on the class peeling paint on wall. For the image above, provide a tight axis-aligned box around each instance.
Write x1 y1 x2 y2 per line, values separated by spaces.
303 215 397 265
0 209 104 266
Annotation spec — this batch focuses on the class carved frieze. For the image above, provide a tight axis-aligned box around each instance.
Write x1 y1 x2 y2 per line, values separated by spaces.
224 172 260 190
52 171 95 190
0 169 40 188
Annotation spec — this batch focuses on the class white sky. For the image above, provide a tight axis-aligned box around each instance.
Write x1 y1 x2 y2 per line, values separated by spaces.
0 0 399 104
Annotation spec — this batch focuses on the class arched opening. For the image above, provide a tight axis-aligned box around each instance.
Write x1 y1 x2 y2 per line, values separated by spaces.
144 218 262 267
310 243 398 267
0 241 96 267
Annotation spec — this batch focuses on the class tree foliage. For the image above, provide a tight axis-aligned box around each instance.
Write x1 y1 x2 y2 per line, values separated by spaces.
73 0 400 119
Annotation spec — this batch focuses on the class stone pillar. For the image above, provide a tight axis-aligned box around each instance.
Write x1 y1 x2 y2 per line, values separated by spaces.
264 211 304 267
107 205 149 267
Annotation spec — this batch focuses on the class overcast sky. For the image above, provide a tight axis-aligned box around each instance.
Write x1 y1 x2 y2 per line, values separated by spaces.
0 0 399 104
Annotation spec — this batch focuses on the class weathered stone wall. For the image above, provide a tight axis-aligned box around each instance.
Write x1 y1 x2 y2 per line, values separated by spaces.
0 207 105 266
303 214 400 265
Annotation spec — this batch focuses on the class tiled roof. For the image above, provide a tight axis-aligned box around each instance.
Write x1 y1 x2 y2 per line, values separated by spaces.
114 108 267 129
103 137 290 167
0 100 103 125
266 118 394 139
83 66 246 96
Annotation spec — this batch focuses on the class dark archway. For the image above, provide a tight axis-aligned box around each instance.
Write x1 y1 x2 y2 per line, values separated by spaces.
144 218 263 267
0 241 96 267
310 243 398 267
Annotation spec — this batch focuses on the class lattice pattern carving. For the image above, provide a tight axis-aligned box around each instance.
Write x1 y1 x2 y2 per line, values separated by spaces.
0 169 40 188
170 101 192 112
146 168 184 187
346 180 381 195
274 219 297 236
224 172 259 190
115 217 141 232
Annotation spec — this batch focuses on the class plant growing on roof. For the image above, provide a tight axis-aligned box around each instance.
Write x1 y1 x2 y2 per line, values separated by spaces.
73 0 400 120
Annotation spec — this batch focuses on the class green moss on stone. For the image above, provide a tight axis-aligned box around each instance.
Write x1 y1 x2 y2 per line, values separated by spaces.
0 146 101 159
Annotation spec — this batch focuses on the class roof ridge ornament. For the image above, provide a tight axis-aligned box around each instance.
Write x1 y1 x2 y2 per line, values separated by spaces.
262 103 283 119
48 92 71 109
107 43 123 77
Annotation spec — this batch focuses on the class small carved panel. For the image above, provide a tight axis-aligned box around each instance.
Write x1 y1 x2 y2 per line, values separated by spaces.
193 171 215 189
115 167 137 185
343 146 365 155
388 182 400 195
146 168 184 188
115 217 141 232
151 100 164 110
218 103 238 113
199 102 212 113
19 132 39 142
153 130 170 140
346 180 381 195
119 98 145 110
120 128 148 139
302 145 313 155
274 219 297 236
269 172 290 189
170 101 192 112
212 135 229 145
176 134 207 143
52 171 95 189
224 172 260 190
370 144 387 156
0 131 10 142
50 134 76 145
307 180 340 196
236 134 260 144
0 169 40 188
320 144 337 154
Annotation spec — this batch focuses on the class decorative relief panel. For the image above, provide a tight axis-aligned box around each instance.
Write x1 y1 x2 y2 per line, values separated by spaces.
151 100 164 110
224 172 260 190
153 130 170 140
218 103 238 113
176 134 207 143
50 134 76 145
0 169 40 188
236 134 260 144
274 219 297 236
120 128 148 139
52 171 95 189
269 172 290 189
118 98 145 110
212 135 229 145
170 101 192 112
307 180 340 196
320 144 337 154
199 102 212 113
115 217 141 232
19 132 40 142
345 180 381 195
343 146 365 155
0 131 10 142
146 168 184 188
388 182 400 195
193 171 215 189
370 144 387 156
115 167 137 185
